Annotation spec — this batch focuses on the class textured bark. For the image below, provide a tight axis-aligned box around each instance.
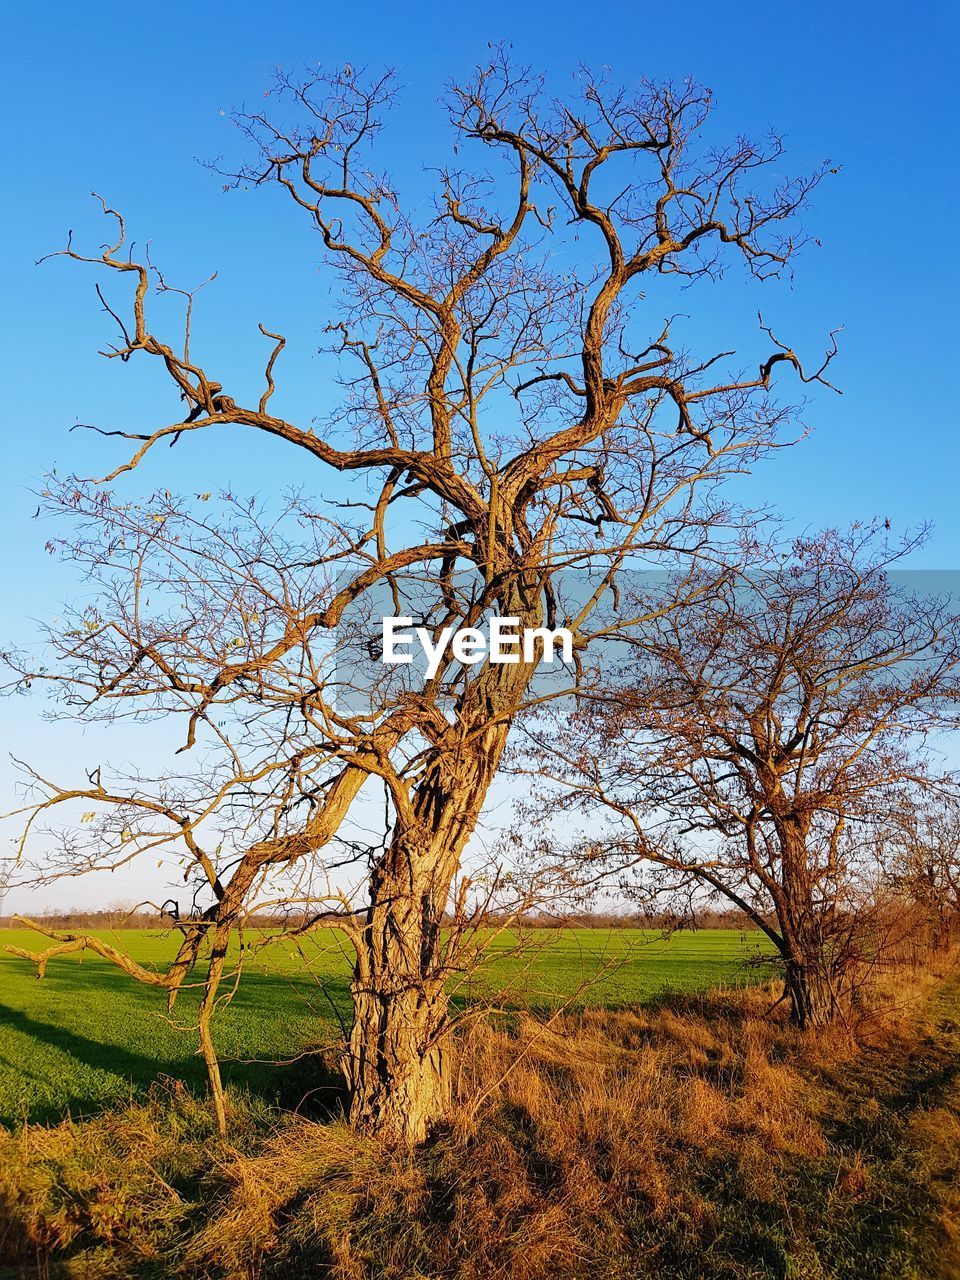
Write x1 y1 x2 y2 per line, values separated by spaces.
345 764 500 1141
345 888 451 1145
344 825 470 1143
783 954 836 1030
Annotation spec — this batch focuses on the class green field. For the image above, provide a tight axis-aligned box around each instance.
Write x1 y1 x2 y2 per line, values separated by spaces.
0 926 772 1125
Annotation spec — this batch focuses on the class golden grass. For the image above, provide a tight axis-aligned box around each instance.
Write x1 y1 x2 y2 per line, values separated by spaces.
179 983 838 1278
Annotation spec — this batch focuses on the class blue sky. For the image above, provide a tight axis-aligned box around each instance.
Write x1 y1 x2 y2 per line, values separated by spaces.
1 0 958 909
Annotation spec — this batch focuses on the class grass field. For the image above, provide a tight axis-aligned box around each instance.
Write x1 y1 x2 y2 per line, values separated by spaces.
3 927 958 1278
0 925 771 1125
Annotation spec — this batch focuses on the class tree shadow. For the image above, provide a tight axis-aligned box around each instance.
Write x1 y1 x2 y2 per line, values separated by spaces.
0 967 352 1126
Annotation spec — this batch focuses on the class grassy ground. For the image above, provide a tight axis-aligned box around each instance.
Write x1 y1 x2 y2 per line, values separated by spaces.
1 959 957 1279
787 970 960 1279
0 926 770 1125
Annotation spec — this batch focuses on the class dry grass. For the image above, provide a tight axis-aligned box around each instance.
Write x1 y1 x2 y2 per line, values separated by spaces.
2 963 959 1279
178 984 825 1280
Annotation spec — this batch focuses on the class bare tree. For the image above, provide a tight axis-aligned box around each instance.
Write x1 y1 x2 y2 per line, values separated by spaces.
3 57 835 1141
887 792 960 951
0 858 14 920
531 526 960 1029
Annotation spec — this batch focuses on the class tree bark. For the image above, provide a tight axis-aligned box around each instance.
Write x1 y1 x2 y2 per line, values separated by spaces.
341 747 499 1141
345 887 451 1144
342 813 460 1143
783 954 835 1030
773 817 839 1030
342 580 549 1143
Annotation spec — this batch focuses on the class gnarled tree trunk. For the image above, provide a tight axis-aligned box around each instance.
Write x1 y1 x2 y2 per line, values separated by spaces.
344 722 515 1143
344 831 457 1144
344 585 548 1142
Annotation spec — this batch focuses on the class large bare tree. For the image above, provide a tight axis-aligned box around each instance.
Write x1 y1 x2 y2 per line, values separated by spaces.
4 57 835 1141
532 527 960 1028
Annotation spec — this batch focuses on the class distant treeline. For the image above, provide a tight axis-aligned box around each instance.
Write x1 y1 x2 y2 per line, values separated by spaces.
0 906 760 932
515 909 760 931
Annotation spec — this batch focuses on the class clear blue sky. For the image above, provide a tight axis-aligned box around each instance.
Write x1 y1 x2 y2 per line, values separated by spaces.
2 0 958 909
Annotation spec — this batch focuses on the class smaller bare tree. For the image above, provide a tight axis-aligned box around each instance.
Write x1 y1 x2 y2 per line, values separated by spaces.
887 793 960 951
530 525 960 1028
0 858 14 920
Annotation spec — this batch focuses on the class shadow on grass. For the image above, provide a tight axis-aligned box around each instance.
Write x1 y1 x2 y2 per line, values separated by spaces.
0 968 353 1126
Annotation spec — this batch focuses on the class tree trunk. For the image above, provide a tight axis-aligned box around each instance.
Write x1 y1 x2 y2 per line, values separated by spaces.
783 954 835 1030
775 817 839 1030
343 757 500 1143
344 829 456 1145
345 954 450 1145
933 911 952 953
